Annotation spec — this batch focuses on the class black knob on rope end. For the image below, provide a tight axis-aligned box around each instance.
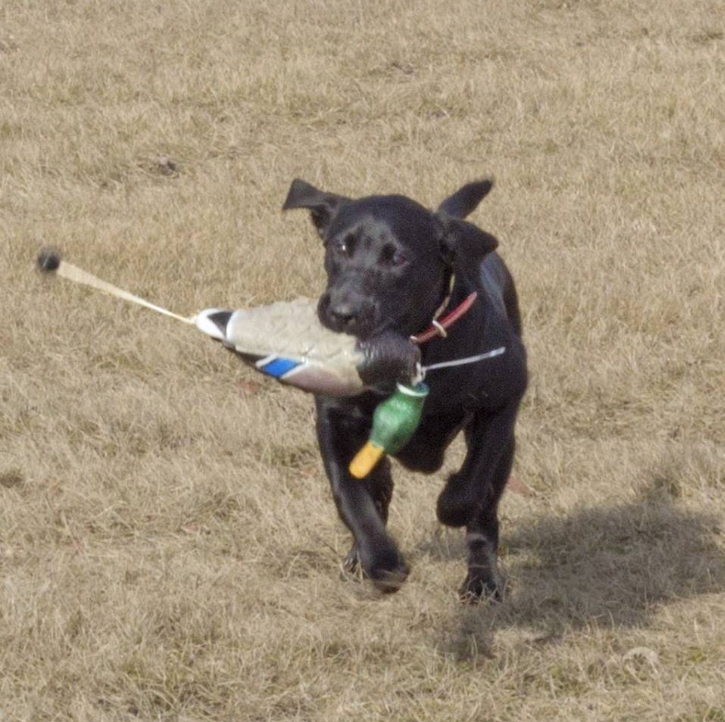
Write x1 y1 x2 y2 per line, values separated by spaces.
37 249 62 273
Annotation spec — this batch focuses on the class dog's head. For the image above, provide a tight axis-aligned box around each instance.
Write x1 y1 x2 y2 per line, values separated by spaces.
283 179 498 340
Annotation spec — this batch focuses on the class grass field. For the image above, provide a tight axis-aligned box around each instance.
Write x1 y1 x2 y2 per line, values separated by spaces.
2 0 724 719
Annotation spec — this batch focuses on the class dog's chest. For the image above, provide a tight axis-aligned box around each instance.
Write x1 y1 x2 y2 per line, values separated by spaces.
417 314 521 415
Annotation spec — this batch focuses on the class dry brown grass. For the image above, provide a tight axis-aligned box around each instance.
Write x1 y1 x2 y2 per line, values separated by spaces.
2 0 724 719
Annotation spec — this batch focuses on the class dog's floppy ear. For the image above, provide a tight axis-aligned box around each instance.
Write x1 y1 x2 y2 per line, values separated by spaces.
282 179 350 239
436 213 499 268
437 179 493 219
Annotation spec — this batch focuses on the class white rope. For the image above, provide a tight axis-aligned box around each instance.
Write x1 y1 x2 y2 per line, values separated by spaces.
419 346 506 376
56 261 196 325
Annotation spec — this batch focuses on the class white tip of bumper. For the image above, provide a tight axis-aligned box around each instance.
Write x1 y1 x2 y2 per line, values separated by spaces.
195 308 228 341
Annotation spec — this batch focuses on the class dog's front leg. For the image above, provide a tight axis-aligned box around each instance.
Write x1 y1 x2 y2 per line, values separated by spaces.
436 403 519 601
315 397 409 593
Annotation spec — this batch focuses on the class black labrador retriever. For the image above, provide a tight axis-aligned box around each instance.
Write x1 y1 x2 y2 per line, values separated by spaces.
283 178 527 601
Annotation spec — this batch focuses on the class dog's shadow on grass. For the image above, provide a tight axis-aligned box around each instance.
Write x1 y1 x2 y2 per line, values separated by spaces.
422 498 725 659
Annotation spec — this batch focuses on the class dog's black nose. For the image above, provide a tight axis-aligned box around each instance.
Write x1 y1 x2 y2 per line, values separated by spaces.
328 302 359 330
319 290 375 336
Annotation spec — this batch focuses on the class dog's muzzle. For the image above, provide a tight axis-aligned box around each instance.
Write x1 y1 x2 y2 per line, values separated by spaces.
318 289 378 338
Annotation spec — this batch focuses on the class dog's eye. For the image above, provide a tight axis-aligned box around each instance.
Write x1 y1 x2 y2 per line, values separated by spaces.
332 236 354 256
381 244 408 266
392 250 408 266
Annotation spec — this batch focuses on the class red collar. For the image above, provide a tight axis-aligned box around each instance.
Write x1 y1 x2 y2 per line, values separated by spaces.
411 291 478 345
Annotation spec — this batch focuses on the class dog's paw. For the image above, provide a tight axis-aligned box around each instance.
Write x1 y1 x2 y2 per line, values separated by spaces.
368 561 410 594
341 539 409 593
458 571 505 604
361 545 410 594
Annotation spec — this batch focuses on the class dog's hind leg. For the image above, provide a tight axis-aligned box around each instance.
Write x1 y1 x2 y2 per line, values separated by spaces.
459 436 514 602
436 404 518 528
